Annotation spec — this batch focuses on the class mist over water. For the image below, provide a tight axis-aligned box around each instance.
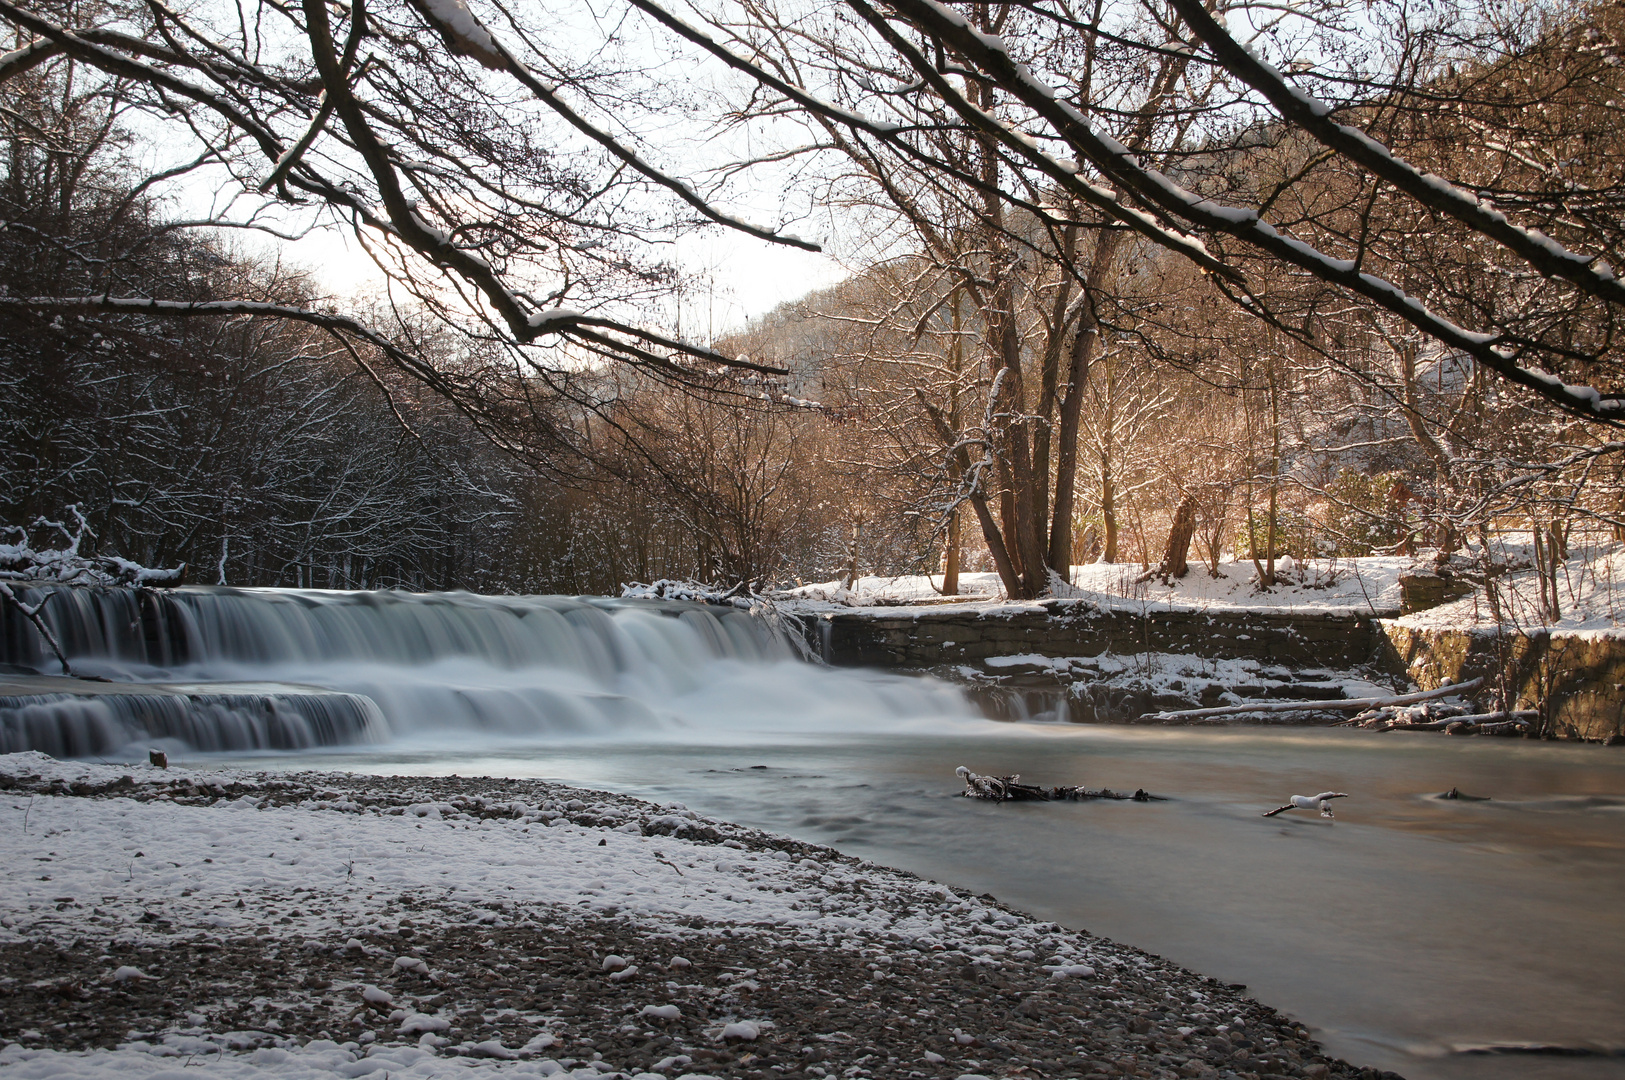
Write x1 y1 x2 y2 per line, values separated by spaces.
5 586 1625 1080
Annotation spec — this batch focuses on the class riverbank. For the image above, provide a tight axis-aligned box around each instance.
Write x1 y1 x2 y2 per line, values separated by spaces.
781 558 1625 741
0 752 1381 1080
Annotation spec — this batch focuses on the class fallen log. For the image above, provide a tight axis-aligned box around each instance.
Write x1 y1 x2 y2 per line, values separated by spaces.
1147 678 1484 723
1339 701 1469 727
1381 710 1536 732
956 766 1163 802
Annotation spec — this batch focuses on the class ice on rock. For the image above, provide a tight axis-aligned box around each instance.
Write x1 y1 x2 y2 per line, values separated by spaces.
923 1050 946 1063
361 984 392 1005
397 1012 450 1034
601 954 629 971
651 1056 693 1072
668 956 692 969
110 965 150 982
467 1039 516 1058
608 964 639 983
639 1004 682 1020
393 955 428 973
721 1020 760 1042
1045 963 1096 978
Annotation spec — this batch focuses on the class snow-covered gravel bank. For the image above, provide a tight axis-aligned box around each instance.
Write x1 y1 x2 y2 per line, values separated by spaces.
0 753 1389 1080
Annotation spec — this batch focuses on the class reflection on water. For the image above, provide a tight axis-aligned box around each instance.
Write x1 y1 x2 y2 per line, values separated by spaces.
222 724 1625 1080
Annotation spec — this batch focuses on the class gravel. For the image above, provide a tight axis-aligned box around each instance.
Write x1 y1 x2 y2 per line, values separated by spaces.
0 765 1403 1080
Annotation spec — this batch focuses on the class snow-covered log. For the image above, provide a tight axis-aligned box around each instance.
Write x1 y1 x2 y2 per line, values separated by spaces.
1147 679 1484 723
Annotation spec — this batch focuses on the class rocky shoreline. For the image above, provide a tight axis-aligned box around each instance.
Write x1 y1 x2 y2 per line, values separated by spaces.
0 760 1398 1080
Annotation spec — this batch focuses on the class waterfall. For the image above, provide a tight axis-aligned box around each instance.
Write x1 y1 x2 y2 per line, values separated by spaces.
0 587 972 756
0 688 385 758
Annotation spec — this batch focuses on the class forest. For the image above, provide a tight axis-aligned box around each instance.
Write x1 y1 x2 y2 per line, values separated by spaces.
3 0 1623 602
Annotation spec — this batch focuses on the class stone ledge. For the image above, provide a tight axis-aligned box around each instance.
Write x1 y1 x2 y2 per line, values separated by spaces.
795 602 1384 669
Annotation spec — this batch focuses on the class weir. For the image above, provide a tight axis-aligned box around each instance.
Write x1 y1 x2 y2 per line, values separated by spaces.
0 680 385 758
0 585 899 756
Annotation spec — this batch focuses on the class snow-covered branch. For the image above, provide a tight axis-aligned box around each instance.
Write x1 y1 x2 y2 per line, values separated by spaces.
866 0 1625 422
1166 0 1625 311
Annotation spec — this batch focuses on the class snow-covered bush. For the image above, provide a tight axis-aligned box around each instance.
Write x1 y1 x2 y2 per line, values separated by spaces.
620 579 817 661
0 507 181 587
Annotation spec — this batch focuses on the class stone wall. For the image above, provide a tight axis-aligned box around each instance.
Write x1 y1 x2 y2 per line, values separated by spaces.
1378 623 1625 742
795 601 1625 740
796 600 1384 670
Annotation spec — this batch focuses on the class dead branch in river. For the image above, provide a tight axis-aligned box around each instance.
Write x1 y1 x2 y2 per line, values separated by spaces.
956 766 1163 802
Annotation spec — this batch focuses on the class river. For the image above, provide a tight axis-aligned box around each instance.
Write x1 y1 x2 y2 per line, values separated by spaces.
5 586 1625 1078
215 723 1625 1080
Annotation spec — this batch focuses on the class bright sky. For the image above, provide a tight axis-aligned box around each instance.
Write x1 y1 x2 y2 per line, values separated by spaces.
272 217 847 342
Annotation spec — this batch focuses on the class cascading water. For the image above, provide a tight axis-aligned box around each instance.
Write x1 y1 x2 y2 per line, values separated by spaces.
0 586 976 757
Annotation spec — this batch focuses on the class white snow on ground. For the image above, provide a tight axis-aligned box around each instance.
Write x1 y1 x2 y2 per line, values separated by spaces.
788 544 1625 635
1392 543 1625 635
0 753 1112 1080
784 557 1406 616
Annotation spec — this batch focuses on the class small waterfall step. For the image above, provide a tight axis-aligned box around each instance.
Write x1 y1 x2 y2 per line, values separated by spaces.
0 586 813 756
0 675 387 758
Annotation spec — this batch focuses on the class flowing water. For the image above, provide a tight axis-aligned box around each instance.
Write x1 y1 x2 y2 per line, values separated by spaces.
4 586 1625 1080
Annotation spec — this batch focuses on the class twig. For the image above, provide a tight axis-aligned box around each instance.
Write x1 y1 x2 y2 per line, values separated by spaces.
0 583 72 675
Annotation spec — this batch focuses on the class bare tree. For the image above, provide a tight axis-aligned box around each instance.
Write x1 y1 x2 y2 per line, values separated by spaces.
0 0 815 475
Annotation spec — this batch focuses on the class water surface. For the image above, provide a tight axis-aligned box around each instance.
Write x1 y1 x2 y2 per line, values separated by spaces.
13 586 1624 1079
225 724 1625 1080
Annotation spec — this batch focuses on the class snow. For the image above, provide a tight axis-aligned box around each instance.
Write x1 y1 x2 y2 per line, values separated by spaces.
525 308 583 331
1392 541 1625 635
420 0 506 70
783 556 1408 616
0 1041 668 1079
0 752 1130 1080
787 546 1625 636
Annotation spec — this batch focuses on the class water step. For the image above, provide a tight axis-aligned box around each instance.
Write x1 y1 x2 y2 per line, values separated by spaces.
0 676 387 758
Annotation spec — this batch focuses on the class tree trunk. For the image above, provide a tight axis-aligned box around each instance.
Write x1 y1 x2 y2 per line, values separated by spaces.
1048 232 1119 575
943 290 964 598
1100 451 1118 563
842 513 864 589
1155 493 1198 580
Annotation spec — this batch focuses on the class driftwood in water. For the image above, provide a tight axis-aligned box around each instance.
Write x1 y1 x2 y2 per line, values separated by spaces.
1339 701 1535 732
1148 678 1483 723
1386 711 1534 734
956 766 1163 803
